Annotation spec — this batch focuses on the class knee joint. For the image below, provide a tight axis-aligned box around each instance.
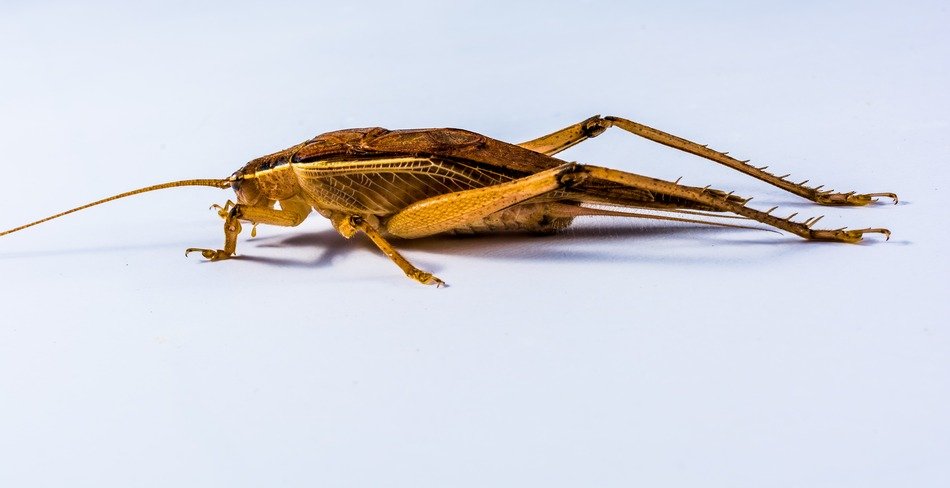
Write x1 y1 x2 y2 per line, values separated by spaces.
581 116 612 138
556 163 590 188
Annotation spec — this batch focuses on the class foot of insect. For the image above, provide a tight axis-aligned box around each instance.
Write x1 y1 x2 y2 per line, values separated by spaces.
184 247 234 260
809 227 891 243
185 205 243 261
407 269 446 287
815 191 899 206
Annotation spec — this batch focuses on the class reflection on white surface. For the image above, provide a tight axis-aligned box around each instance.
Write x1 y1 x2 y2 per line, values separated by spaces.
0 1 947 487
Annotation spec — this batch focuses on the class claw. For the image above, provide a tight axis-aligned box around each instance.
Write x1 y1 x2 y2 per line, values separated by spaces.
867 192 900 204
809 227 891 243
209 200 236 218
414 271 446 287
816 191 899 206
185 248 233 261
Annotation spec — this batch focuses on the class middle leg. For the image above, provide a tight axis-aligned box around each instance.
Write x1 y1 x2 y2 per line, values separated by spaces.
329 213 445 286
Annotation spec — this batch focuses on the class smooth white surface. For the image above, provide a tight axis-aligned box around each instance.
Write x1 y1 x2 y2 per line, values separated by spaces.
1 1 947 487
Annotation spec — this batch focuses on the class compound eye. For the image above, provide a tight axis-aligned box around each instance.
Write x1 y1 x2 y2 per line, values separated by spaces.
229 171 244 192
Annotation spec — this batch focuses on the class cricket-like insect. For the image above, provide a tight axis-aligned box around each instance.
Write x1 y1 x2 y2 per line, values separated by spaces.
1 115 897 286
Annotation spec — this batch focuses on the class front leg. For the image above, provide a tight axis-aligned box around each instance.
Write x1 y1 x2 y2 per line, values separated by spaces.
186 196 312 261
185 205 244 261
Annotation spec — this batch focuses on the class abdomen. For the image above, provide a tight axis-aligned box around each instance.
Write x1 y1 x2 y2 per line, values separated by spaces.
445 203 575 235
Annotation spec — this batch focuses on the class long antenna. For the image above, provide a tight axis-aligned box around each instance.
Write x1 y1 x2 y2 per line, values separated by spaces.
0 178 231 237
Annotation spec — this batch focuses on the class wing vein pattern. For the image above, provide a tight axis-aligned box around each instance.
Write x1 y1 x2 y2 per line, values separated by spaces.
292 157 518 215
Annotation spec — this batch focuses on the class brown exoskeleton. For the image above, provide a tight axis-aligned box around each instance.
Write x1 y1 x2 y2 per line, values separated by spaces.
1 115 897 286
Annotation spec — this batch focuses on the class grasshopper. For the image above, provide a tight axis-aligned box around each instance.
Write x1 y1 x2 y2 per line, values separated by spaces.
1 115 897 286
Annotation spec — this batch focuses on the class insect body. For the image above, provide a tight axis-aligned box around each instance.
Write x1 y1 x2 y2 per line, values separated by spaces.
1 115 897 286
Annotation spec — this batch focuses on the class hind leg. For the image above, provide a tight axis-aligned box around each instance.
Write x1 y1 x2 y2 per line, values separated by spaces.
518 115 897 206
580 164 890 242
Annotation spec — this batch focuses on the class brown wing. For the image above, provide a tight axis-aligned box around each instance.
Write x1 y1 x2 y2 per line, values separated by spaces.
293 127 562 174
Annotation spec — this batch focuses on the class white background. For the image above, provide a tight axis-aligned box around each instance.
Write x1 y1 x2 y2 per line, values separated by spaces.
1 1 947 487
